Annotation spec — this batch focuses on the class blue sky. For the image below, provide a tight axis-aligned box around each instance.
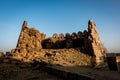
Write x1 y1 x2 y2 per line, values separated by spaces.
0 0 120 53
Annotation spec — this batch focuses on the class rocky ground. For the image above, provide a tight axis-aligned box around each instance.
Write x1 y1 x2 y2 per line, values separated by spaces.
0 60 120 80
0 63 63 80
0 48 92 80
50 65 120 80
12 48 93 67
42 48 93 66
0 49 120 80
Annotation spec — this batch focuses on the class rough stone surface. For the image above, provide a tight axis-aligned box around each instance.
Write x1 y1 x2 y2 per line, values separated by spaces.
13 21 46 54
87 20 106 66
11 20 106 67
0 52 4 56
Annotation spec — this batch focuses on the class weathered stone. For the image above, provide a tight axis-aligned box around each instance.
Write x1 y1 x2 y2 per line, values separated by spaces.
77 31 82 38
0 52 4 57
116 56 120 72
11 20 106 67
14 21 45 54
88 20 106 67
58 33 65 40
71 32 77 39
41 33 46 39
6 51 12 56
66 38 73 48
65 33 73 48
52 33 58 42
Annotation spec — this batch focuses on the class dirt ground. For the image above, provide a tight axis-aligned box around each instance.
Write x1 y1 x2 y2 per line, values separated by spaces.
0 62 120 80
49 65 120 80
0 63 63 80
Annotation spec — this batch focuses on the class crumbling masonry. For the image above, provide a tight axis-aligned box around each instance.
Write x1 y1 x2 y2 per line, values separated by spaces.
12 20 106 66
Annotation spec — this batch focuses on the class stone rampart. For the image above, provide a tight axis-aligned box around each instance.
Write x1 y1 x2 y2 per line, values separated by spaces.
12 20 106 67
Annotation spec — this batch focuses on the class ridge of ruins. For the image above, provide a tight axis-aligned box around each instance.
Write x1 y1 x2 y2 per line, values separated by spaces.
1 20 120 80
11 20 106 67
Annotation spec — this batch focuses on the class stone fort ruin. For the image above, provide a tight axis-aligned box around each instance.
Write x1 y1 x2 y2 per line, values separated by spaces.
12 20 106 67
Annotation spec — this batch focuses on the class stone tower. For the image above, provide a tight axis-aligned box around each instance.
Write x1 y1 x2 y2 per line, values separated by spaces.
16 21 27 48
88 20 106 66
15 21 45 54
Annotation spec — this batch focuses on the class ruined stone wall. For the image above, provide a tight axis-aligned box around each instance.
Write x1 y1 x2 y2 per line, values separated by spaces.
12 20 106 67
41 32 84 49
87 20 106 66
12 21 46 54
41 20 106 66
